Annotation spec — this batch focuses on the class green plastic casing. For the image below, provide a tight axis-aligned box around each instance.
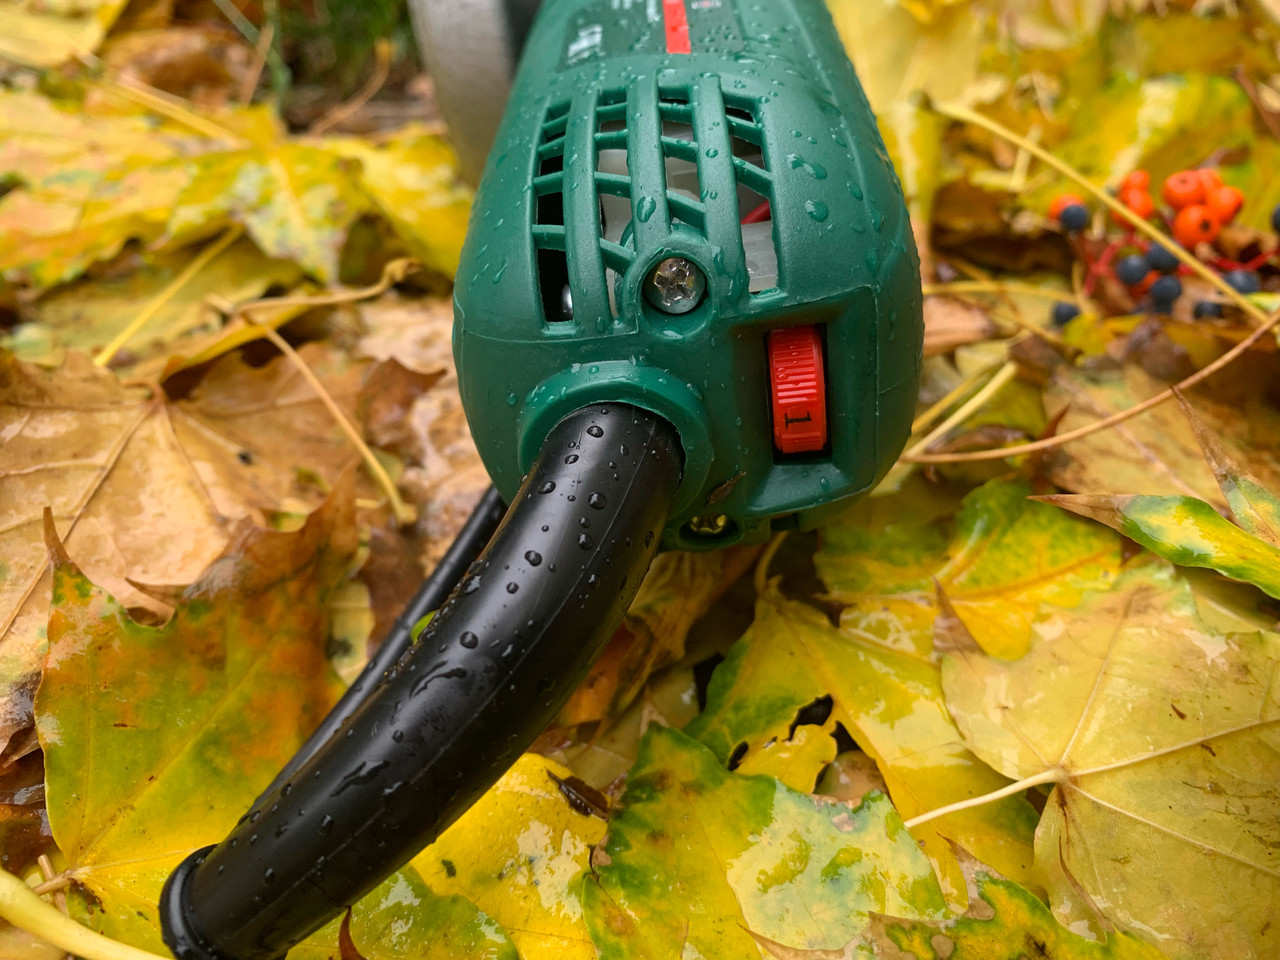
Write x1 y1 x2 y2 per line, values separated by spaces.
453 0 923 549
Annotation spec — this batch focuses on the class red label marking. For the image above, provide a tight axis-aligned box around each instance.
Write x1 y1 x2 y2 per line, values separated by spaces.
664 0 691 54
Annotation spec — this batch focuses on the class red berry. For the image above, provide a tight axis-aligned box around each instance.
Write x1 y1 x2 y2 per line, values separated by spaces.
1050 193 1087 221
1120 170 1151 192
1205 185 1244 224
1163 170 1206 209
1121 187 1155 221
1196 168 1223 192
1172 204 1222 247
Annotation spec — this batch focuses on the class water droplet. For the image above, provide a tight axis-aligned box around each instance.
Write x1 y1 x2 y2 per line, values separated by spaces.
319 815 334 835
507 582 519 594
506 392 518 406
249 834 258 845
644 531 655 547
525 550 543 566
392 729 405 742
460 631 479 649
620 443 629 456
541 524 550 532
805 200 829 222
264 868 275 885
705 147 719 158
637 196 657 222
538 481 556 494
787 154 827 179
587 425 604 438
250 811 260 823
578 533 595 549
588 492 607 509
463 577 481 595
565 454 579 464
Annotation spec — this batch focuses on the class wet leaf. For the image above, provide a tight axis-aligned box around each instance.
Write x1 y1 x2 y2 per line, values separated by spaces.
583 726 948 959
1044 364 1280 509
413 753 607 960
1040 494 1280 599
941 565 1280 960
36 478 515 958
818 476 1122 659
686 590 1038 905
864 849 1171 960
0 0 129 68
0 346 366 757
3 238 301 365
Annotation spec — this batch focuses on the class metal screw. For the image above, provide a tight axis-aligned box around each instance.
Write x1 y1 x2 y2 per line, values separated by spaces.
644 257 706 315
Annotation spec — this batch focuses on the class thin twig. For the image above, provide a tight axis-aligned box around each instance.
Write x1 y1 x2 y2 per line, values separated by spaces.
310 39 394 136
922 280 1072 302
901 103 1280 465
94 227 244 369
98 78 250 148
0 867 167 960
903 362 1018 460
754 532 789 595
241 323 416 526
230 258 418 318
238 22 275 104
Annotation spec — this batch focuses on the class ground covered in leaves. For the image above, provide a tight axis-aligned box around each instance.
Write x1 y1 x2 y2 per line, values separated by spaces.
1 0 1278 959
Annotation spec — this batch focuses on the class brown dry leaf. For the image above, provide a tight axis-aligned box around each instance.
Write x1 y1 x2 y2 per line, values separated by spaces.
0 344 367 758
354 295 490 573
100 26 255 106
1043 363 1280 507
923 296 999 357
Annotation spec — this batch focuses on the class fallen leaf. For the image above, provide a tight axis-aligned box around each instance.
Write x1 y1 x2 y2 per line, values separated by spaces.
686 590 1039 905
583 726 948 959
3 238 301 365
0 0 129 68
940 565 1280 960
1039 494 1280 599
818 476 1122 659
1043 364 1280 509
863 847 1170 960
922 296 999 357
413 753 607 960
0 345 367 757
0 751 52 876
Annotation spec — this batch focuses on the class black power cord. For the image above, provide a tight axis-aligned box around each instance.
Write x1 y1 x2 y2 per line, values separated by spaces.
160 404 684 960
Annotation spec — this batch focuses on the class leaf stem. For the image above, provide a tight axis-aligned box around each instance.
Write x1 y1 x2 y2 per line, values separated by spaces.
98 78 250 148
246 323 417 526
903 768 1061 829
754 531 789 595
94 227 244 369
0 867 168 960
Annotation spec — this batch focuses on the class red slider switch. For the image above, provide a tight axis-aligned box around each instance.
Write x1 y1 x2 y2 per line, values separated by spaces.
767 325 828 455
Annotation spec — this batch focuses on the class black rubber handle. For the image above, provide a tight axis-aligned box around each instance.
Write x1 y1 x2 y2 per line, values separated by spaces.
160 404 683 960
255 486 507 802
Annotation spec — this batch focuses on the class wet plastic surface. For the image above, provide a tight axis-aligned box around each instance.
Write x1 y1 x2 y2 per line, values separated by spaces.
160 404 682 960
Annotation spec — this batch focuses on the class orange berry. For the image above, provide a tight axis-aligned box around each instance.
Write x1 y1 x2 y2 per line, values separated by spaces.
1049 193 1086 220
1120 170 1151 192
1171 204 1222 248
1196 168 1223 192
1163 170 1206 209
1112 187 1154 225
1205 185 1244 224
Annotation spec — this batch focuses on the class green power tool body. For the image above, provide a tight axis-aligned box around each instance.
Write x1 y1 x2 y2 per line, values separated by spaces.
158 4 923 959
457 0 922 547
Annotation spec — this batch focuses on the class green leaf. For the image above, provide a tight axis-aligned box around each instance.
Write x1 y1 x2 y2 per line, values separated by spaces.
35 477 511 958
686 590 1038 905
940 565 1280 960
1040 494 1280 599
864 850 1171 960
584 726 947 960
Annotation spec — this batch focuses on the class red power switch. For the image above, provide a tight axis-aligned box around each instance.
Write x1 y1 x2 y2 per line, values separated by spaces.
768 325 828 455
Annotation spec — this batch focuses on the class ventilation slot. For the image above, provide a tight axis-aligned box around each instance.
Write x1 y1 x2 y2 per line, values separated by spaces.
723 95 776 293
534 101 572 323
659 87 704 232
595 88 631 317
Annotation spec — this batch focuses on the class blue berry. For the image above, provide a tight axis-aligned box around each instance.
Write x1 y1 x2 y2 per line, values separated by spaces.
1149 275 1182 308
1051 301 1080 327
1059 203 1089 232
1116 254 1150 285
1193 300 1224 319
1223 270 1260 294
1145 243 1180 274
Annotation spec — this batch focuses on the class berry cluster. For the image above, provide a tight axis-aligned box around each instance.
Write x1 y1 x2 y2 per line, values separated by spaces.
1046 168 1273 326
